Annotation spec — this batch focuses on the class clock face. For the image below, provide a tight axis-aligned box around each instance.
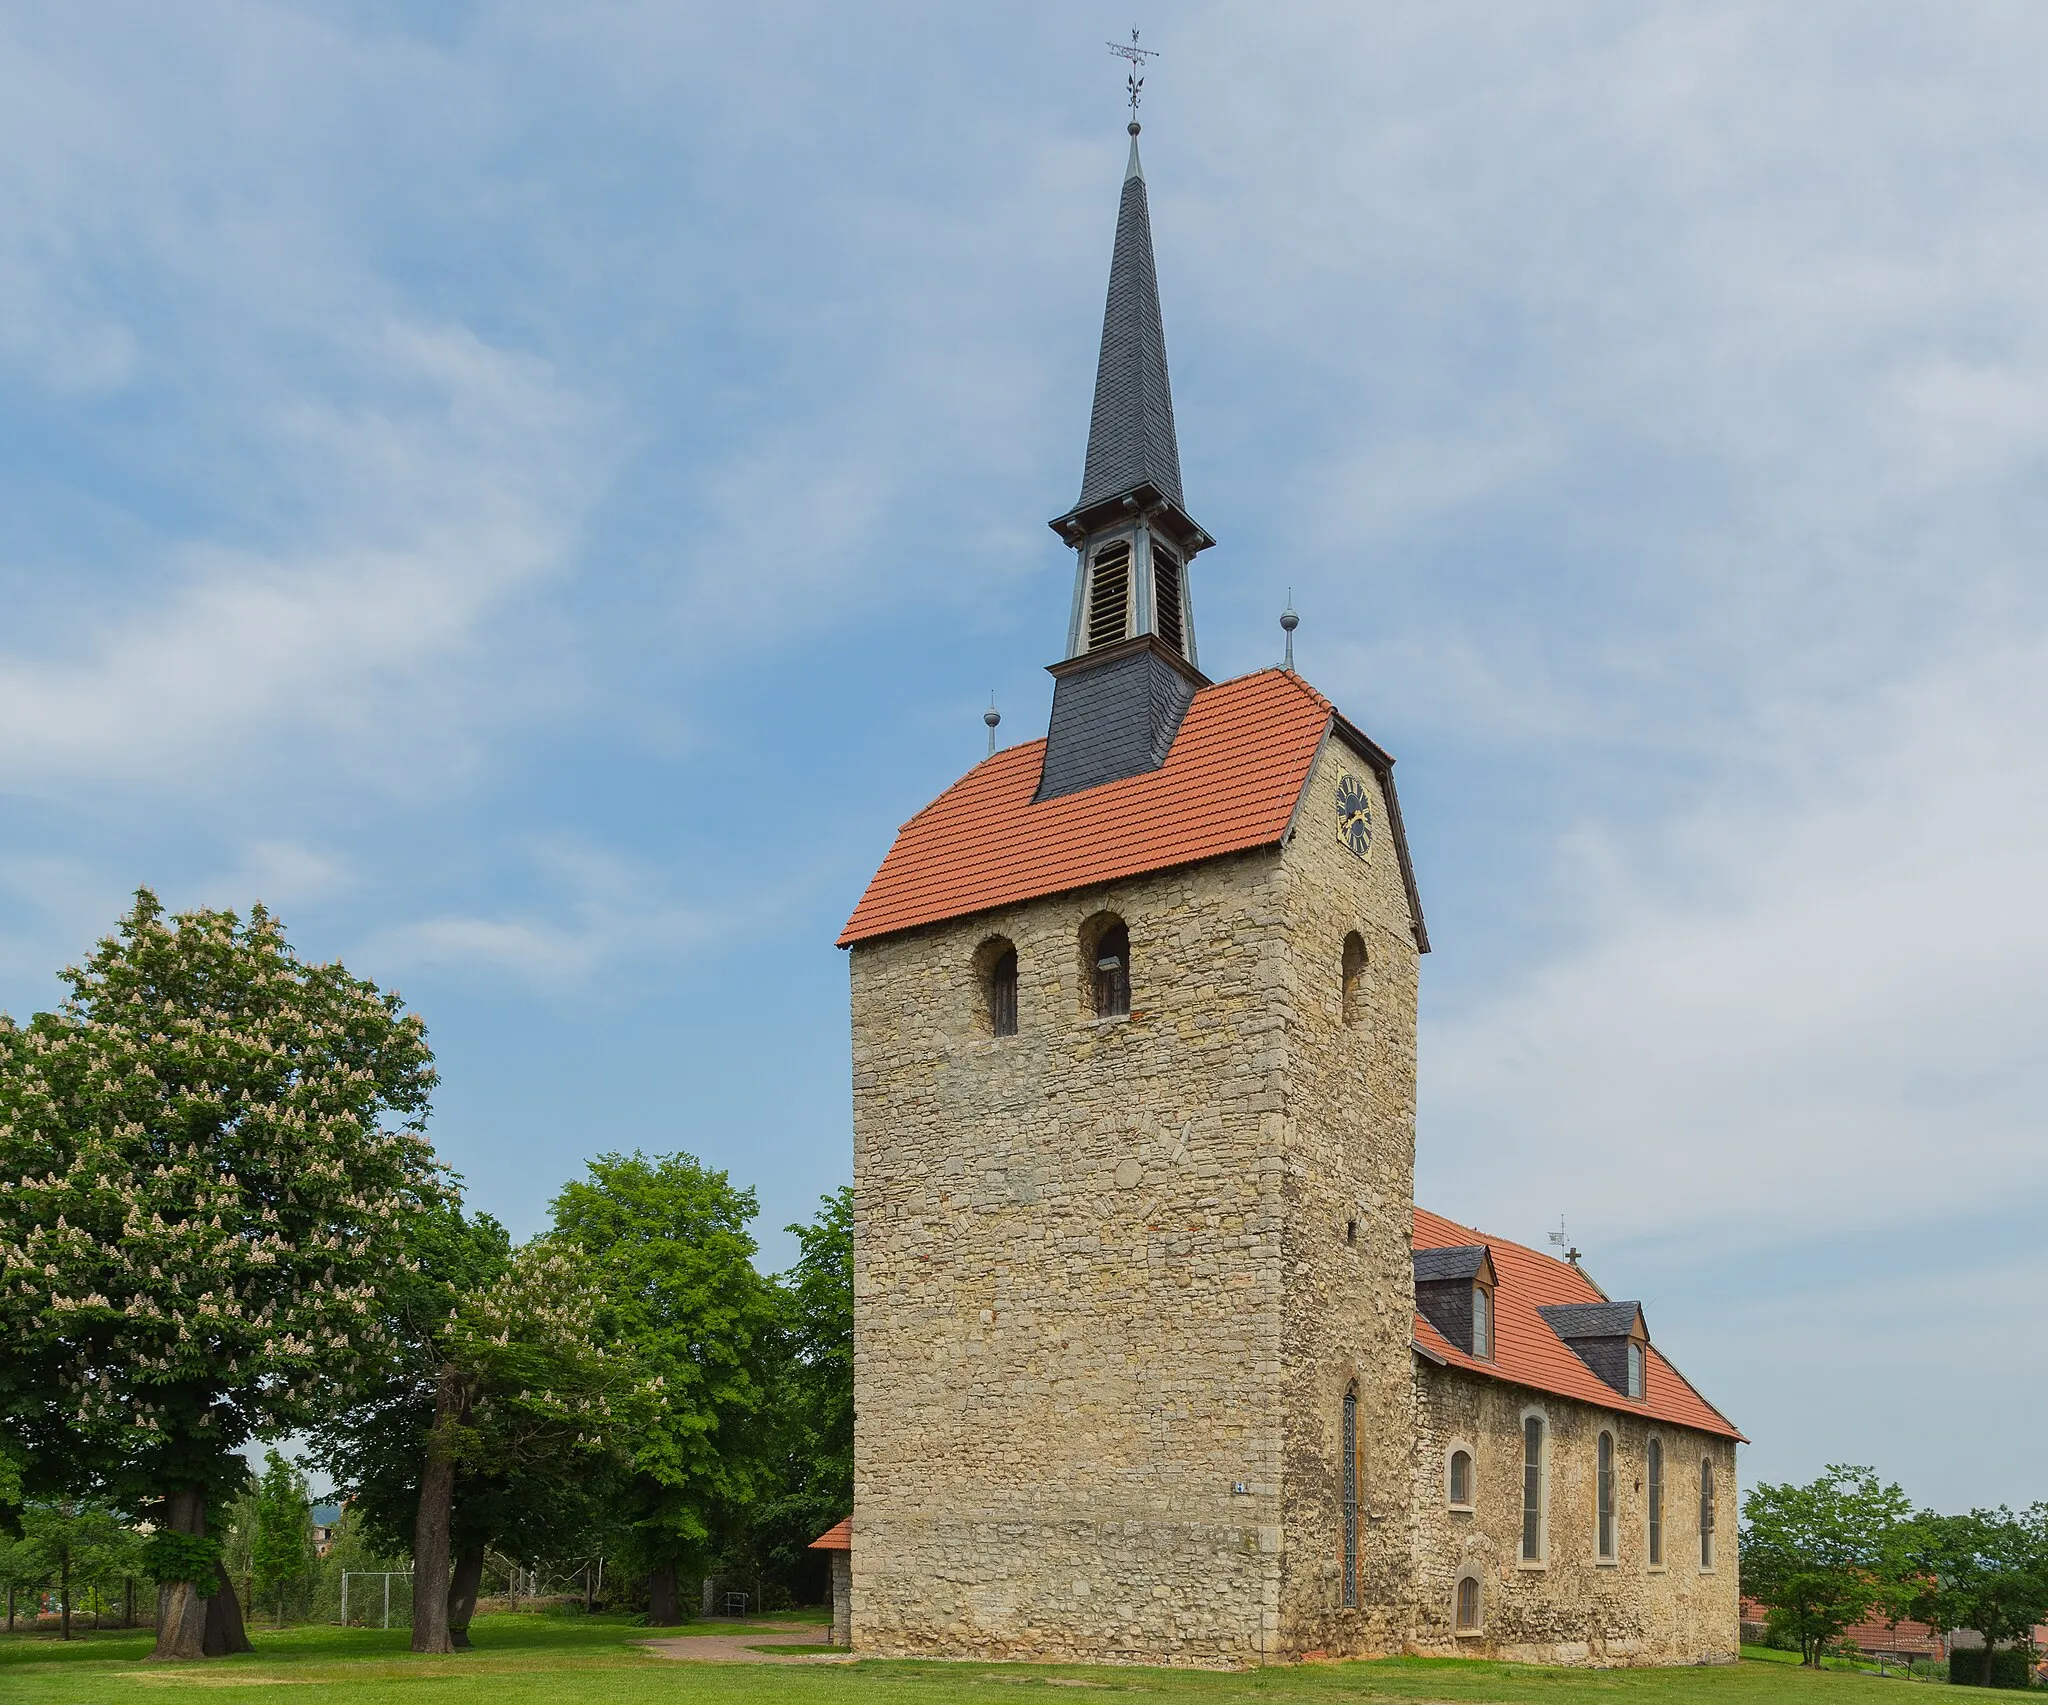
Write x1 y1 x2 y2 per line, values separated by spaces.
1335 771 1373 861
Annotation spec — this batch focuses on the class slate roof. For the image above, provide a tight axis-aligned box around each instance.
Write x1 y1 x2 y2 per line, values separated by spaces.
1071 132 1183 516
1539 1301 1646 1340
1413 1244 1490 1283
840 668 1425 949
1412 1207 1743 1440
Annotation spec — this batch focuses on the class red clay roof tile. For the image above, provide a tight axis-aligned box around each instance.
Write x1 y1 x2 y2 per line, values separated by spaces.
1414 1206 1742 1441
808 1518 851 1551
841 669 1336 947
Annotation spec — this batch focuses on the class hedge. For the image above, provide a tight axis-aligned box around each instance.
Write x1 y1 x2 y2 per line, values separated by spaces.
1948 1647 2036 1688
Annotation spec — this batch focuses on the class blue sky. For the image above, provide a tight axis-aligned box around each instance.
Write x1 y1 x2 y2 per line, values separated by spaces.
3 3 2044 1513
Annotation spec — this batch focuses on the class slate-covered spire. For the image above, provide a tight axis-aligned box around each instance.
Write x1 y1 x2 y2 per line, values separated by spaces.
1075 126 1183 513
1036 121 1214 804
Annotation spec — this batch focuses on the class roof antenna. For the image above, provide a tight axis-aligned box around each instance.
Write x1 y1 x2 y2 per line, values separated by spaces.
984 693 1001 757
1548 1216 1582 1267
1280 592 1298 672
1107 27 1158 134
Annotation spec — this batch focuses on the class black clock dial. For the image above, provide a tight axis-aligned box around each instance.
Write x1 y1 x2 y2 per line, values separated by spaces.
1335 771 1373 860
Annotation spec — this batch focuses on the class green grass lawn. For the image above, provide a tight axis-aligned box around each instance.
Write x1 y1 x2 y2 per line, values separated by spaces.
0 1613 1936 1705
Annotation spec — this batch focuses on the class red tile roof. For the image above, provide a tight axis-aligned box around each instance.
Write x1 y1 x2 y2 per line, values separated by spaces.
842 669 1422 948
1413 1207 1743 1441
808 1518 851 1551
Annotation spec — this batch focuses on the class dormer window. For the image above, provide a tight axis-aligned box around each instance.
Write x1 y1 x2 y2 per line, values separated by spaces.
1413 1245 1497 1358
1537 1301 1651 1401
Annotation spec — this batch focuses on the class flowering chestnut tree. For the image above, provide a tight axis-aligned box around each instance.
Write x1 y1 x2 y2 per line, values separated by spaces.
0 891 442 1659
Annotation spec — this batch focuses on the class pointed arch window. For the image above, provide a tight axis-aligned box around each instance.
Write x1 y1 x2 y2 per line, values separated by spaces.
1700 1457 1716 1569
1086 540 1131 650
1341 1385 1359 1608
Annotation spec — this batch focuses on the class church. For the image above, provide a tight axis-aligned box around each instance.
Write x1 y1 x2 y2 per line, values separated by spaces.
835 116 1742 1668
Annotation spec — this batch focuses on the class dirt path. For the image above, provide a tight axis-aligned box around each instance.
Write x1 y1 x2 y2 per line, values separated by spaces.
638 1623 853 1665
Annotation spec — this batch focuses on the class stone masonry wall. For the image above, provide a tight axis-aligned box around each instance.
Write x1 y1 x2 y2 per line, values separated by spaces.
1272 738 1424 1658
1409 1364 1741 1664
848 849 1303 1665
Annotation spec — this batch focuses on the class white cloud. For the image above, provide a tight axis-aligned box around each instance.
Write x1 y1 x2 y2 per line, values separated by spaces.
1418 624 2048 1255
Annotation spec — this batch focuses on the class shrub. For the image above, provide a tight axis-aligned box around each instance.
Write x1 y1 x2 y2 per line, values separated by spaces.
1948 1647 2035 1688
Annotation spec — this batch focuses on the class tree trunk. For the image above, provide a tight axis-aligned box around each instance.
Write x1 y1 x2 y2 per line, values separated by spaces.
60 1555 71 1640
410 1363 466 1655
125 1575 135 1628
151 1489 210 1660
204 1560 253 1656
647 1562 680 1626
446 1545 484 1650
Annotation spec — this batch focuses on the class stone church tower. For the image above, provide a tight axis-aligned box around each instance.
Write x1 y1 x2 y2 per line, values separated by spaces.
838 120 1432 1665
837 122 1741 1671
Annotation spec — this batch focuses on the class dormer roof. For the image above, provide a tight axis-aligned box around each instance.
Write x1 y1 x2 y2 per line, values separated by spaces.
1539 1301 1647 1342
1413 1244 1494 1286
1412 1206 1742 1440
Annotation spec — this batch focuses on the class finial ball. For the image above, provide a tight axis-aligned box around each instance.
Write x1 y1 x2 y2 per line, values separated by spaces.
1128 120 1141 136
984 707 1001 730
1280 607 1299 633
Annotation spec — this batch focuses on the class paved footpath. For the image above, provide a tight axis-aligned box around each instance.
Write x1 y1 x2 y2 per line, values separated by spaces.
639 1623 854 1665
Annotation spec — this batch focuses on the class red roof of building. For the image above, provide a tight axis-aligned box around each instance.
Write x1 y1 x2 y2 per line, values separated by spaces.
842 668 1423 948
808 1518 851 1551
1413 1207 1743 1441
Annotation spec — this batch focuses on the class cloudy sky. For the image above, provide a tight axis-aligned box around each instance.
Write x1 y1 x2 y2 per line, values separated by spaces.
3 3 2043 1511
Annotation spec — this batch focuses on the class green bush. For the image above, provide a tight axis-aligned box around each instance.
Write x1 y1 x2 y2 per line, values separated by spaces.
1948 1646 2036 1688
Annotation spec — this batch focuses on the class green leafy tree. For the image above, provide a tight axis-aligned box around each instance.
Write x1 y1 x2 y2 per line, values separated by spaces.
0 1524 50 1631
309 1204 632 1652
551 1151 782 1624
1905 1505 2048 1684
251 1450 312 1627
19 1500 135 1639
737 1188 852 1602
1740 1465 1914 1665
0 891 443 1658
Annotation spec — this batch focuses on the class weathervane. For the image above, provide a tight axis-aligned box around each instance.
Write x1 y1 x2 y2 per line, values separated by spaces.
1107 28 1158 124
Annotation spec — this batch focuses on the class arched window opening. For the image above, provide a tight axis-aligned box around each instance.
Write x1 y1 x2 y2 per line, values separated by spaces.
1648 1438 1665 1566
1345 1218 1358 1246
1153 548 1185 655
1700 1458 1716 1569
1086 540 1132 650
1341 1386 1359 1608
1088 919 1131 1018
989 947 1018 1037
1596 1431 1617 1560
1472 1282 1493 1360
1455 1574 1482 1633
1627 1340 1646 1399
1520 1415 1545 1563
1448 1448 1473 1508
1341 932 1368 1025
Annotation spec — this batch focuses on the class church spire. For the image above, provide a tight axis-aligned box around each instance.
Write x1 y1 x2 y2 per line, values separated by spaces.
1035 116 1215 804
1072 123 1184 516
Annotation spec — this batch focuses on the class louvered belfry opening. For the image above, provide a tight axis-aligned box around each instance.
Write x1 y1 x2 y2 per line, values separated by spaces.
1086 540 1131 650
1152 548 1184 655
